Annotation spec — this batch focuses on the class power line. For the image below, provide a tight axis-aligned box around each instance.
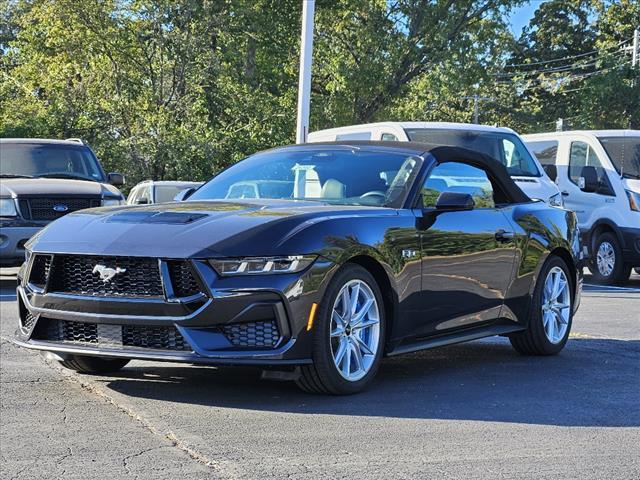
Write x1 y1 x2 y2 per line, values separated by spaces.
495 48 628 78
503 38 631 68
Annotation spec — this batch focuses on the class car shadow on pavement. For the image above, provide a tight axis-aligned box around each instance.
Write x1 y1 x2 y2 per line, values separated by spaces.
99 337 640 428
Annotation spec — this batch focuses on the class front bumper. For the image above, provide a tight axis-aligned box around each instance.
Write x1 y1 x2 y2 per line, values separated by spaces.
14 256 334 365
0 226 42 267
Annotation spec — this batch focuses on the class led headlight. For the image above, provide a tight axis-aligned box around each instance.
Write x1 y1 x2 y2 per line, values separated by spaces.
549 193 564 207
626 190 640 212
102 197 125 207
210 255 317 276
0 198 17 217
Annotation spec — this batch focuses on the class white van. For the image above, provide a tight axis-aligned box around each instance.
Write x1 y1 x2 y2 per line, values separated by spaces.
308 122 562 207
524 130 640 284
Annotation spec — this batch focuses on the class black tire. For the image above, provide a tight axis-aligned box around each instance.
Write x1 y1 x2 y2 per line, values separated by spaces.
589 232 631 285
509 256 574 356
296 264 386 395
58 355 130 374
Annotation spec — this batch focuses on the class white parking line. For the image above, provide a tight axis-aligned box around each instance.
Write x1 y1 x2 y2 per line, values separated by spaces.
583 284 640 294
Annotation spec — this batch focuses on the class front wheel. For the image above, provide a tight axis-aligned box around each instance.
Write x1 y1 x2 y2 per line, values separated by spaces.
58 355 130 374
296 265 385 395
589 232 631 285
510 256 574 355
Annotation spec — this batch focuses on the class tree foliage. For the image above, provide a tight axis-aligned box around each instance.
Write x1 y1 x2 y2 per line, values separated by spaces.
0 0 637 188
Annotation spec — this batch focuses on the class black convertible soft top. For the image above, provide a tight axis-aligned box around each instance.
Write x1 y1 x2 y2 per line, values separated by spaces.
295 141 532 204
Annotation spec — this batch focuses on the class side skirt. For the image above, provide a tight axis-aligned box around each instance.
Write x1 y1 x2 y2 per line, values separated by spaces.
386 323 525 357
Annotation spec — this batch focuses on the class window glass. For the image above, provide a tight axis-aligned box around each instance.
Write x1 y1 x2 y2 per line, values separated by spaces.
527 140 559 166
569 141 603 184
381 133 399 141
155 185 191 203
421 162 495 209
598 136 640 179
190 149 423 208
335 132 372 141
126 187 140 204
0 143 105 181
404 128 540 177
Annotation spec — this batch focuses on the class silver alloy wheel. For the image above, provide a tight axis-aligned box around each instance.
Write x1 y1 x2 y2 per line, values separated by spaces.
541 266 571 344
596 241 615 277
330 279 381 382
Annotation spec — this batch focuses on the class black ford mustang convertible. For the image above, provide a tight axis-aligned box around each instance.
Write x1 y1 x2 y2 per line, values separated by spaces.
14 142 582 394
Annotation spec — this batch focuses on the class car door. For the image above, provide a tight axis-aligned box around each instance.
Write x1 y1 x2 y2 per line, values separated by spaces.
558 139 616 230
409 161 517 339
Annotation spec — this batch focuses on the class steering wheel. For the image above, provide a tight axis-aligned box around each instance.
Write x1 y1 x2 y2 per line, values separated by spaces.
359 191 386 201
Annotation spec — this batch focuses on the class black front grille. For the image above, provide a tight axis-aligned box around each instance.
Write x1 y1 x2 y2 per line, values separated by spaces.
35 319 192 352
167 261 202 297
49 255 164 297
24 197 100 221
29 254 53 288
222 320 281 348
122 325 191 351
21 312 38 330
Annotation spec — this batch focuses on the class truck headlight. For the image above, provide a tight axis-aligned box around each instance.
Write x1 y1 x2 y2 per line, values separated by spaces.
209 255 317 276
0 198 17 217
101 197 125 207
549 193 564 207
626 190 640 212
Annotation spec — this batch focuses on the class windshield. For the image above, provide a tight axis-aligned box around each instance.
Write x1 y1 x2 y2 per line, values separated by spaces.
598 136 640 179
0 143 105 182
155 185 195 203
190 148 424 208
405 128 541 177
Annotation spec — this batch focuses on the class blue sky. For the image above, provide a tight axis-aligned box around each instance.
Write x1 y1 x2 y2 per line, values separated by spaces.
508 1 545 36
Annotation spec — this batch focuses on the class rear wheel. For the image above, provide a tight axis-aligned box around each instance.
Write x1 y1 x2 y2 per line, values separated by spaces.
589 232 631 285
510 256 573 355
296 265 385 395
58 355 130 374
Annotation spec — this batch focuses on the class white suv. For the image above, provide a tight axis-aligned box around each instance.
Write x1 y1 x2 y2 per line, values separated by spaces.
308 122 563 207
524 130 640 284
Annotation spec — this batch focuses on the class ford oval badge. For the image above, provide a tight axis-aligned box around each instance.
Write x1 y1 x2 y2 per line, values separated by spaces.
53 204 69 213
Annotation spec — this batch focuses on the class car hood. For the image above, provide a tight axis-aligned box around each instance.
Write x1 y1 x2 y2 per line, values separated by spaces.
512 176 560 204
28 199 397 258
0 178 121 197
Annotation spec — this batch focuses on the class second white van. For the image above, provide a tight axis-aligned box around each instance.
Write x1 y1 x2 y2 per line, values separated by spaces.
524 130 640 284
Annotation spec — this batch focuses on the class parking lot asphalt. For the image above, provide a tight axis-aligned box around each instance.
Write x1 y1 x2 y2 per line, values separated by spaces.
1 269 638 480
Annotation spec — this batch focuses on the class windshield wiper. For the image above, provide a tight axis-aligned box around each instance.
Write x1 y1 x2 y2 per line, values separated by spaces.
36 173 95 181
0 173 35 178
622 172 640 180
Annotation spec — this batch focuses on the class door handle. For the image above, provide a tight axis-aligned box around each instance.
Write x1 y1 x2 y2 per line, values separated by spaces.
495 230 515 243
561 191 570 196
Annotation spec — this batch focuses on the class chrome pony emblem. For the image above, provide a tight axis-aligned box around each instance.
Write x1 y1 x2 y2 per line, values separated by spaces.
92 264 126 283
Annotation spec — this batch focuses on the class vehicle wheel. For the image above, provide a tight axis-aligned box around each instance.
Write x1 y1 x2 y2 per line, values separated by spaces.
296 264 385 395
589 232 631 285
509 256 573 356
58 355 130 374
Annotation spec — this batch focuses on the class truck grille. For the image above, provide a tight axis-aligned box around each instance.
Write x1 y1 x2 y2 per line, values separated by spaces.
35 319 192 352
20 197 100 221
222 320 281 348
48 255 164 297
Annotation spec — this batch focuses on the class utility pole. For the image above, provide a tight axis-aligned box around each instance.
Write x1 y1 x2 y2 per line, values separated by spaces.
556 118 565 132
295 0 315 144
462 94 494 124
633 28 639 67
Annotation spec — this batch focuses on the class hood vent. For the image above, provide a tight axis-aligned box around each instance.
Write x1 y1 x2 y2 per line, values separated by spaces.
106 211 207 224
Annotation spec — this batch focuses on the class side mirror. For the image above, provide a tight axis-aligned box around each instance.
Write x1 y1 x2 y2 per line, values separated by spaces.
136 197 150 205
579 166 598 193
435 191 475 211
174 187 196 202
543 164 558 182
107 172 125 187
